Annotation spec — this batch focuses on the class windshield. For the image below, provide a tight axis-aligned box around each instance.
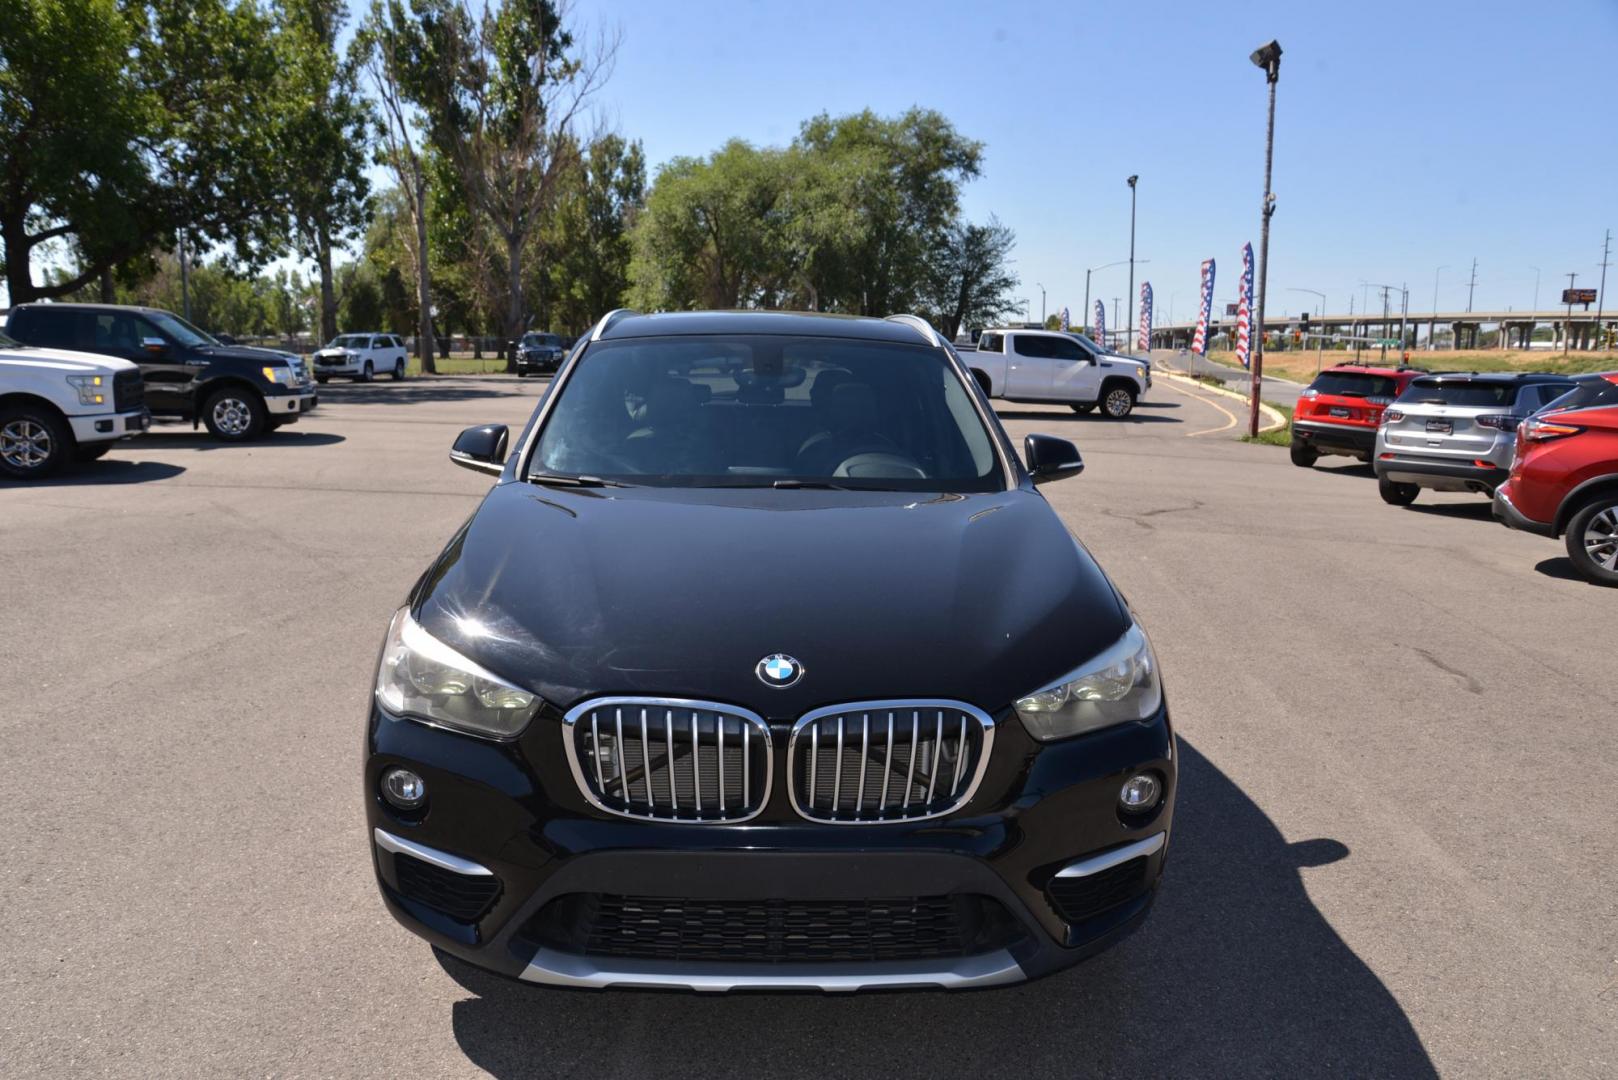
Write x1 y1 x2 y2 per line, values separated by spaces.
330 335 370 348
522 333 558 345
530 335 1002 491
1397 378 1518 407
147 310 217 348
1310 371 1400 398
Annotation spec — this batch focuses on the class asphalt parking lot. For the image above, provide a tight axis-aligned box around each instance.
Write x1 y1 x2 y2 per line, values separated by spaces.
3 374 1614 1078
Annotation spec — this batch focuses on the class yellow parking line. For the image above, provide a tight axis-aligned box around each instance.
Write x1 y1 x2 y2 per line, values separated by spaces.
1162 378 1238 437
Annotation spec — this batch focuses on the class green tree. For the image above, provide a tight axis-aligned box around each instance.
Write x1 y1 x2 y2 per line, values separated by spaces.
404 0 616 361
922 217 1020 340
543 133 645 333
339 263 385 330
0 0 287 304
275 0 372 343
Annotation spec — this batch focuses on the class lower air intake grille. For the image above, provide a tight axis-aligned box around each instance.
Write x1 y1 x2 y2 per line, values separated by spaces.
393 853 501 922
564 698 772 823
788 702 994 823
1046 856 1149 925
530 893 1024 964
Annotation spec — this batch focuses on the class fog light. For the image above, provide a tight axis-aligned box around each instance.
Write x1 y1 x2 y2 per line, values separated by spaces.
382 767 427 809
1118 773 1160 812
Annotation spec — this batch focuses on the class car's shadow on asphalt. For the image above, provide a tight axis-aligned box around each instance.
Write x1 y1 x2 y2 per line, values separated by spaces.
434 739 1435 1079
13 459 186 486
1309 462 1376 479
128 430 346 451
1402 500 1495 521
317 378 540 406
993 408 1182 425
1533 556 1609 585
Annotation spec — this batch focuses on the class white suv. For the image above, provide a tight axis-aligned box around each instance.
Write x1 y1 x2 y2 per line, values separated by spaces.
0 332 151 480
313 333 409 383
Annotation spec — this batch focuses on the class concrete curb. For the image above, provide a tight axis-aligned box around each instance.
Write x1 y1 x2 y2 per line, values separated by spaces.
1160 372 1289 435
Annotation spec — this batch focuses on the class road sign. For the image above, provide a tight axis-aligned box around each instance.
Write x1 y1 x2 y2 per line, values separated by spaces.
1563 288 1597 305
1224 303 1239 316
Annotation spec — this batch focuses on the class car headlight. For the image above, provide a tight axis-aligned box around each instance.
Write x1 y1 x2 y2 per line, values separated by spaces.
374 607 543 739
66 374 108 406
1013 623 1162 741
262 365 299 386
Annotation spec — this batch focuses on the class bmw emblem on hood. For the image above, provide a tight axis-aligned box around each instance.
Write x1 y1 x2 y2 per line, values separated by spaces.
756 653 803 688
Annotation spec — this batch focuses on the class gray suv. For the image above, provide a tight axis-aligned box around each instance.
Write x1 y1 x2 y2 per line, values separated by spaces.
1374 373 1575 505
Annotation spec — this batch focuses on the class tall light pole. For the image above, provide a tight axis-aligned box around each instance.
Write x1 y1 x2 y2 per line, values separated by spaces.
1466 257 1478 312
1036 282 1046 324
1431 265 1447 350
1597 230 1611 351
1564 273 1577 355
1247 39 1281 439
1530 266 1541 312
1126 175 1139 355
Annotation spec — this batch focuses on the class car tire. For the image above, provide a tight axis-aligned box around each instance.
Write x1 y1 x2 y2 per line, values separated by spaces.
0 404 72 480
1290 439 1319 468
1564 497 1618 586
202 386 267 441
1101 384 1136 419
315 375 329 385
75 443 112 462
1070 403 1096 415
1378 476 1419 506
362 361 374 383
392 360 405 381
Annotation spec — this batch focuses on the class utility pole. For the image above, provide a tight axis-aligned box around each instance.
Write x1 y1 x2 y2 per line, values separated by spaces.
1247 39 1282 439
1379 286 1391 361
1531 266 1541 312
1431 265 1446 350
1564 272 1577 355
1126 175 1139 355
1351 295 1360 362
178 230 191 322
1466 257 1478 313
1598 229 1612 351
1036 282 1046 324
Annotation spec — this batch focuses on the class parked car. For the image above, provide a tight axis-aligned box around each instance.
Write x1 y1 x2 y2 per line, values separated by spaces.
365 310 1175 991
515 331 565 376
964 328 1151 418
6 303 316 441
1290 363 1426 467
1492 372 1618 585
1373 372 1576 505
313 333 408 382
0 330 150 479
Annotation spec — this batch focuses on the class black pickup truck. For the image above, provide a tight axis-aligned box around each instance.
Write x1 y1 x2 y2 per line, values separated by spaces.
6 303 317 441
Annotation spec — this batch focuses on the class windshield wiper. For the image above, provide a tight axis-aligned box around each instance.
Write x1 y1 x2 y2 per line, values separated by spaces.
527 472 630 488
770 478 852 490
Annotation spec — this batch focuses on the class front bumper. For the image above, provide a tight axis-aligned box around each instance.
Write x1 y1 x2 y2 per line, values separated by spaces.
67 407 151 443
516 353 560 373
1292 419 1375 455
365 700 1175 991
1492 482 1556 537
1375 452 1508 492
265 387 318 420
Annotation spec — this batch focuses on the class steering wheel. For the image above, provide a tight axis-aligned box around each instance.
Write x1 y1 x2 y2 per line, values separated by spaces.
833 451 928 480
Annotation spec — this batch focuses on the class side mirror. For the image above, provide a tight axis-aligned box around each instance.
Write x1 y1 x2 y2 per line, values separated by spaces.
450 424 509 476
1025 433 1084 485
141 336 167 355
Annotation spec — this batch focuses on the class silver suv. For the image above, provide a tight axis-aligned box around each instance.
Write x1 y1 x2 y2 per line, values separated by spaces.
1374 373 1575 505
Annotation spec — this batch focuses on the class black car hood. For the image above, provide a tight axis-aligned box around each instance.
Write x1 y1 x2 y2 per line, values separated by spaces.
415 483 1130 717
199 344 294 364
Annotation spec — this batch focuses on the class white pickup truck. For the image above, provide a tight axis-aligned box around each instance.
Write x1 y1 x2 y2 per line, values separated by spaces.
0 334 151 479
961 328 1151 418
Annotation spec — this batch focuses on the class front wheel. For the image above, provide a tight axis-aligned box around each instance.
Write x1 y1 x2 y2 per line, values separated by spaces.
1290 439 1319 468
1565 497 1618 586
392 360 405 381
0 405 71 480
1101 384 1137 419
202 387 267 441
362 361 374 382
1070 403 1096 415
1378 476 1419 506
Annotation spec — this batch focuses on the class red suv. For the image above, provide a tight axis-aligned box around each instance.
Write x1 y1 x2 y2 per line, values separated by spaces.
1291 364 1426 468
1492 372 1618 585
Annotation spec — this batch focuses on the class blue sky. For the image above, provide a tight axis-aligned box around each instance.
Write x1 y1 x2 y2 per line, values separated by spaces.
565 0 1617 321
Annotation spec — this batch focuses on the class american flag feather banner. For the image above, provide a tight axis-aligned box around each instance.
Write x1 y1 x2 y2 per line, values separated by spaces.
1137 282 1153 351
1191 259 1216 356
1093 300 1106 348
1235 243 1255 369
1060 306 1070 331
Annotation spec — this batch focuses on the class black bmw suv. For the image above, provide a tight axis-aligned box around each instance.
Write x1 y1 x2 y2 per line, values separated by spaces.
6 303 317 441
367 310 1175 991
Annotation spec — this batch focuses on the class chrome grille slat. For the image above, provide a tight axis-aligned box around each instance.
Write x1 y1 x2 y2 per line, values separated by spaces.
564 698 771 824
788 701 995 825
